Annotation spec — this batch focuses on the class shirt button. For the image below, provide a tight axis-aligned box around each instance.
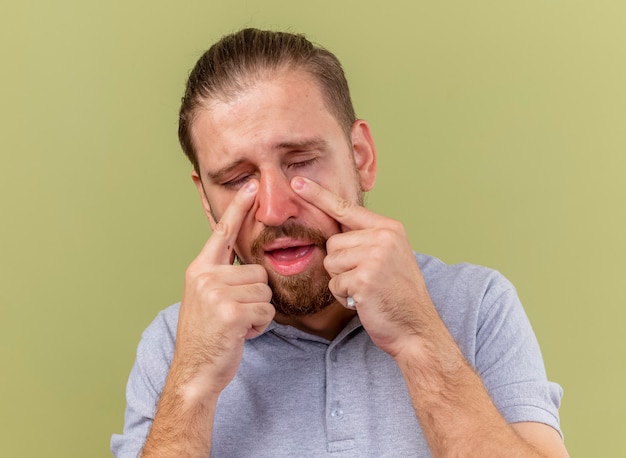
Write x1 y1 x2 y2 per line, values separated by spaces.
331 409 344 419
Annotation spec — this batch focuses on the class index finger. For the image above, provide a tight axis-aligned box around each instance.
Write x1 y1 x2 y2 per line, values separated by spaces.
198 179 258 265
290 176 381 231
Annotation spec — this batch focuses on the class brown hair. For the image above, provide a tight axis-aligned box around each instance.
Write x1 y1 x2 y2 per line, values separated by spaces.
178 28 357 172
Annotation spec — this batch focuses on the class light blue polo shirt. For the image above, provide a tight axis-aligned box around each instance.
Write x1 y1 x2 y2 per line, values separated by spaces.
111 253 563 457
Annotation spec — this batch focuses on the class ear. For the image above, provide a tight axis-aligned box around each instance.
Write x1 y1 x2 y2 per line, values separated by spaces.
191 171 218 230
350 119 377 191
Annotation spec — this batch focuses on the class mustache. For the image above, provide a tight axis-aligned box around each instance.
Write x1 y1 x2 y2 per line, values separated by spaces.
251 223 328 260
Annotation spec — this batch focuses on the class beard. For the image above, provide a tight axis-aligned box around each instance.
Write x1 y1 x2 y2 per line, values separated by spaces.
248 223 337 317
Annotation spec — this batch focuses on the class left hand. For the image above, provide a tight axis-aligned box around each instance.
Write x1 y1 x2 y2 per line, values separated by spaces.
291 176 443 357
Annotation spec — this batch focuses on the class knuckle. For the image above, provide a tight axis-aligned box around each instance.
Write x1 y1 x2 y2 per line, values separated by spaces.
257 283 273 302
387 219 405 235
194 271 219 289
255 302 275 319
248 282 269 298
374 225 402 248
352 274 367 292
217 303 241 327
322 254 333 273
184 264 198 281
213 221 230 237
205 286 227 304
328 276 339 295
353 269 374 291
335 197 353 216
325 235 340 253
185 266 204 285
185 257 208 278
249 264 269 281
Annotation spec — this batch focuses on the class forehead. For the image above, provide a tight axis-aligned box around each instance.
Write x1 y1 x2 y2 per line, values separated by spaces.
190 70 347 167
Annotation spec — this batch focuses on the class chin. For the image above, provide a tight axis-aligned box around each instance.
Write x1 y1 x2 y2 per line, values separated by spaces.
268 269 335 317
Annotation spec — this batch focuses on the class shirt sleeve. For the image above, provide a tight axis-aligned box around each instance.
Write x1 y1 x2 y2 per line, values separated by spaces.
474 275 563 435
110 305 178 457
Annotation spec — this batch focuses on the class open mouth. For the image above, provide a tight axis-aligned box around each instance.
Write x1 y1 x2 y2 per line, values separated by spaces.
264 241 317 276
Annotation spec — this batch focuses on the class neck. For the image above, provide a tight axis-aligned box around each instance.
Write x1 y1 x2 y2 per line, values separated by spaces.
274 302 357 340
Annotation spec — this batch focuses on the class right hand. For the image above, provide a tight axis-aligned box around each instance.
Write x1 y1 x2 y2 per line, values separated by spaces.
171 179 275 398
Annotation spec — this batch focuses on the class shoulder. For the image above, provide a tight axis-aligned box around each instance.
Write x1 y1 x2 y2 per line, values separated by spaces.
415 252 516 316
416 252 513 293
139 302 180 346
132 303 180 382
111 303 182 455
414 252 526 360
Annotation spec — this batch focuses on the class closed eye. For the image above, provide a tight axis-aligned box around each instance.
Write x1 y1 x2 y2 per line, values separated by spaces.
222 174 252 190
221 157 319 189
288 157 319 170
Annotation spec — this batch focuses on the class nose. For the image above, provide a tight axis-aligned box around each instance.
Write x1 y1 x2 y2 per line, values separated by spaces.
254 170 300 227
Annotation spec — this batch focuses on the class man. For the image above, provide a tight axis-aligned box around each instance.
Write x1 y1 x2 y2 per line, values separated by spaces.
111 28 568 457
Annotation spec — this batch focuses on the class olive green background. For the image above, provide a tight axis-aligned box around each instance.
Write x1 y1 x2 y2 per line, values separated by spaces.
1 1 624 456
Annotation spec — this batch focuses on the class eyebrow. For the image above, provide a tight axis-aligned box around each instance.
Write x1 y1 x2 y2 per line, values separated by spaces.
274 137 328 152
204 137 328 182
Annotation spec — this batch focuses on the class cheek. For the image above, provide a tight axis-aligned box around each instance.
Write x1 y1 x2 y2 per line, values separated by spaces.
306 167 357 199
233 232 253 263
233 212 261 259
304 205 343 237
204 191 234 223
320 159 361 198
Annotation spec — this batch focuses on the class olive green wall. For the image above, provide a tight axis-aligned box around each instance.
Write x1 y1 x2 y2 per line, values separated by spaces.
2 1 624 456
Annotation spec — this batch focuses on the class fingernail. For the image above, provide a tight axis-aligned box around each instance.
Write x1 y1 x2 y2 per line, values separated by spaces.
244 180 258 193
291 177 305 191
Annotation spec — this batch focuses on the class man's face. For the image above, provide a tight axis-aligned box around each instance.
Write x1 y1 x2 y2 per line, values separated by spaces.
190 69 376 316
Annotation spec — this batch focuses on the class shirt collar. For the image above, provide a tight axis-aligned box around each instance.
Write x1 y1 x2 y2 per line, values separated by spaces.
253 315 364 344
